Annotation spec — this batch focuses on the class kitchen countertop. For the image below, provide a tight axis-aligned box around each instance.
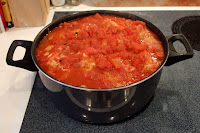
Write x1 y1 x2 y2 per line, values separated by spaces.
92 0 200 6
0 2 200 133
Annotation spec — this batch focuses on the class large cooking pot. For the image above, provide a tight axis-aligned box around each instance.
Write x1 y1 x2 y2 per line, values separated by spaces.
6 10 193 124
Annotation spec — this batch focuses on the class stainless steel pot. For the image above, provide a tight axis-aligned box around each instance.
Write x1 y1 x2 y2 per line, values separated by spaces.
6 10 193 124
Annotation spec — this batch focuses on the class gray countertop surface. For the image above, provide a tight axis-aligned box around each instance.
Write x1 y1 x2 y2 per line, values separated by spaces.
20 11 200 133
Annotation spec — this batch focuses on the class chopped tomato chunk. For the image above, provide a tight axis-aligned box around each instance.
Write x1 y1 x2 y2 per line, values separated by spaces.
96 56 113 70
82 47 98 55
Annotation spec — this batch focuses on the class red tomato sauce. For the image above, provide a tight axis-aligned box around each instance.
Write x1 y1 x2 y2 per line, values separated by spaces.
36 13 165 89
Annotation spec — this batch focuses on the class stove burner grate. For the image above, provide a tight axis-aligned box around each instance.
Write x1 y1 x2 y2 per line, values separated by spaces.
172 16 200 51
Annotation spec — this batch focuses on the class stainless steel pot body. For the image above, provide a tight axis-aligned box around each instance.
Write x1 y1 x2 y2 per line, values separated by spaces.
6 10 193 124
39 68 162 123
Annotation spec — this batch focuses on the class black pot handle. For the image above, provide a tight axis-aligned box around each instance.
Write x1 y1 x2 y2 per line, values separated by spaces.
165 34 194 66
6 40 38 71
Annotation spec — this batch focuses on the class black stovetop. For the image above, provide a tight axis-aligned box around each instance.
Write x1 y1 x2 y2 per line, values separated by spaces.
20 11 200 133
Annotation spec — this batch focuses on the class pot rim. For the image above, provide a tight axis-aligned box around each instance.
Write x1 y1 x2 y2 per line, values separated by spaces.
32 10 169 91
